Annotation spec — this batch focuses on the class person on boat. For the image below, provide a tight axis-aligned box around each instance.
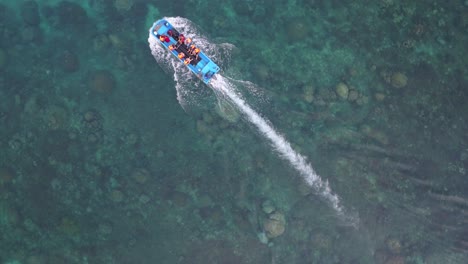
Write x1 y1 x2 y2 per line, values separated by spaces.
185 38 192 46
188 44 196 54
159 35 170 43
178 52 185 59
184 57 193 65
177 34 185 47
168 45 176 51
167 29 173 36
192 47 200 59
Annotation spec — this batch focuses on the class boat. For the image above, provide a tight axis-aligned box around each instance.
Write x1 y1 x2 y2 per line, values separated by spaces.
151 19 220 84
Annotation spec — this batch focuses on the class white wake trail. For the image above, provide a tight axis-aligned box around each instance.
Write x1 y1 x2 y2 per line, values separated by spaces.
211 76 346 216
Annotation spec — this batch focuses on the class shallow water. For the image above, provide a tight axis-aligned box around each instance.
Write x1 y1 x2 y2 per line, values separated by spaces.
1 1 467 263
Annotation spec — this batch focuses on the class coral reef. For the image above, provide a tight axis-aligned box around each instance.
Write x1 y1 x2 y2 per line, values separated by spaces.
131 168 150 184
57 50 80 73
0 0 467 263
0 48 6 69
55 1 88 27
285 17 309 41
263 211 286 238
390 72 408 88
335 82 349 100
20 1 40 26
89 70 116 95
114 0 134 12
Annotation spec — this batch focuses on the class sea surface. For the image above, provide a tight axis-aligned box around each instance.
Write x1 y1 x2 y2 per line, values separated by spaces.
1 1 467 263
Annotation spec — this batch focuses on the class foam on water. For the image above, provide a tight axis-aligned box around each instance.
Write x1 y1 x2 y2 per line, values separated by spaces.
211 76 345 214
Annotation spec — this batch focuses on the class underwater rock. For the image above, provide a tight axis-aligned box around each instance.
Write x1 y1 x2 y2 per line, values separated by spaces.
44 105 69 130
202 112 214 124
93 34 111 51
348 89 359 102
257 232 269 244
196 120 211 137
0 167 15 186
384 255 405 264
170 191 190 207
83 109 103 132
122 132 138 146
108 33 132 51
215 100 240 123
375 92 386 101
390 72 408 88
286 18 309 41
115 50 135 71
361 125 389 145
233 1 254 16
89 70 116 95
263 211 286 238
131 168 150 184
297 180 313 196
127 2 147 18
199 205 225 226
82 109 103 144
261 200 275 214
335 82 349 100
0 202 20 226
0 48 6 69
356 95 369 106
181 240 252 264
139 194 150 204
58 50 79 73
303 0 318 7
110 189 124 203
385 237 402 254
25 255 49 264
253 64 270 82
21 1 40 26
86 132 101 144
20 1 40 26
114 0 134 12
21 26 42 43
56 1 88 28
310 232 332 250
302 84 315 103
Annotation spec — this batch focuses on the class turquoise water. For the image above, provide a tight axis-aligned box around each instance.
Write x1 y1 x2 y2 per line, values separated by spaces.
1 1 468 263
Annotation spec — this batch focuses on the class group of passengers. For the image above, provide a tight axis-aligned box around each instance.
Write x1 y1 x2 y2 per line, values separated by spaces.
157 29 201 65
